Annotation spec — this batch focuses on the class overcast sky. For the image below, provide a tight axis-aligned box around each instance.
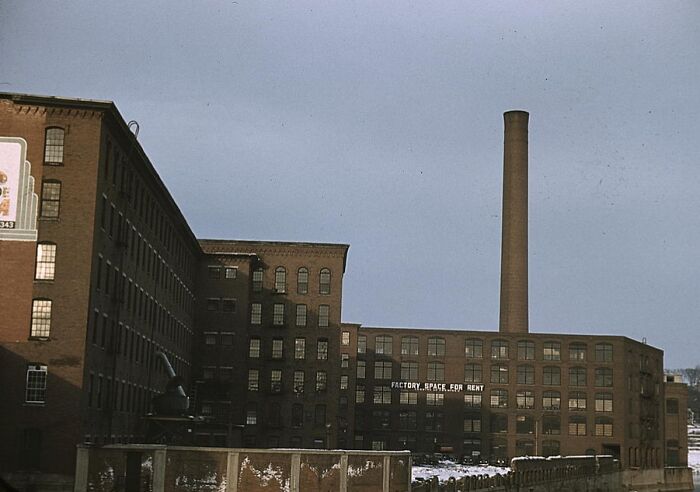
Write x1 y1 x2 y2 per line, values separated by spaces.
2 1 699 367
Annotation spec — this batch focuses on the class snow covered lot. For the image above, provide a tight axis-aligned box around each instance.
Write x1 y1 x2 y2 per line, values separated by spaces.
412 460 509 482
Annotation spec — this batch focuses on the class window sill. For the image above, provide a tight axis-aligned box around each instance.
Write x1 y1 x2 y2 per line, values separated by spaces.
23 402 46 407
28 336 51 342
38 217 60 222
34 279 55 284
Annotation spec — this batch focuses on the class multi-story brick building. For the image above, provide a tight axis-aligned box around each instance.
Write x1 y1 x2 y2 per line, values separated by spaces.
0 92 688 485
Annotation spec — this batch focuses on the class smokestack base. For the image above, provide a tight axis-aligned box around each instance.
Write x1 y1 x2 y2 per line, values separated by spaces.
499 110 529 334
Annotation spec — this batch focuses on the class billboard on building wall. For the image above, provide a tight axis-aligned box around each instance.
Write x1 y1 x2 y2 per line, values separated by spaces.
0 139 22 228
0 137 38 241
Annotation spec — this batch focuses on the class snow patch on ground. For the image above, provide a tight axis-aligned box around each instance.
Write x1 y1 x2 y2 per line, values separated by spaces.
689 450 700 473
412 460 509 482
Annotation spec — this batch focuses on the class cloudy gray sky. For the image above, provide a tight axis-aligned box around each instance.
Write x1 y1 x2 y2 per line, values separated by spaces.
2 1 699 367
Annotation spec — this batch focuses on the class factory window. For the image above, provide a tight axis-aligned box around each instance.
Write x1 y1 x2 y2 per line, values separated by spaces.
340 375 349 390
297 267 308 294
225 267 237 279
401 336 419 355
218 298 235 313
568 416 587 436
247 370 259 391
595 367 613 387
464 363 483 383
40 180 62 218
516 415 535 435
426 393 444 406
542 390 561 410
34 243 57 280
374 361 392 379
43 127 65 165
271 370 282 393
543 416 561 436
272 339 284 359
317 339 328 360
491 340 508 359
428 337 445 356
208 266 221 279
355 385 365 403
204 332 217 345
316 371 327 392
25 364 47 403
206 299 219 311
273 303 285 325
491 364 509 384
291 404 303 428
293 371 305 394
357 335 367 354
427 362 445 381
375 335 393 355
595 392 613 412
372 410 390 430
293 304 307 327
569 366 587 386
516 390 534 409
516 439 535 456
543 341 561 361
595 343 613 362
252 267 263 292
542 440 560 457
464 393 482 408
294 338 305 359
341 331 350 346
490 389 508 408
318 305 330 327
425 411 444 432
594 417 613 437
341 353 349 368
516 365 534 385
30 299 52 338
490 414 508 433
569 343 587 361
246 405 257 425
463 438 481 457
401 361 418 380
400 391 418 405
204 367 216 381
357 360 366 379
568 391 587 411
463 417 482 433
274 267 286 293
666 398 679 415
319 268 331 294
373 385 391 404
517 340 534 360
250 303 262 325
491 437 508 462
400 410 418 430
667 440 680 466
465 338 483 359
543 366 561 386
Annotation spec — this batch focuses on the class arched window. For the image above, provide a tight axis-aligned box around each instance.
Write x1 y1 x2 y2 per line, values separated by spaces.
465 338 483 358
319 268 331 294
517 340 534 360
490 389 508 408
543 366 561 386
252 267 263 292
427 361 444 381
491 339 508 359
569 342 587 361
30 299 52 338
568 415 587 436
568 391 587 411
490 415 508 433
595 392 613 412
464 363 482 383
297 267 309 294
515 438 534 456
43 127 65 165
594 417 613 437
517 365 534 385
542 391 561 410
595 367 613 387
35 242 57 280
401 336 419 355
274 267 286 293
427 337 445 356
490 364 509 384
569 366 587 386
40 180 62 218
595 343 613 362
543 341 561 361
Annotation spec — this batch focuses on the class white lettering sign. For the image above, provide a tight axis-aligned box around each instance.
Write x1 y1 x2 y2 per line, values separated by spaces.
390 381 484 393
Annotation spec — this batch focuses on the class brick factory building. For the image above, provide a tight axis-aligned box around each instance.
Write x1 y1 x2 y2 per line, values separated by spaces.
0 93 688 484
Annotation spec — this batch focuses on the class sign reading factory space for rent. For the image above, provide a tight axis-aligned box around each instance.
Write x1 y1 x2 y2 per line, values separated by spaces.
390 381 485 392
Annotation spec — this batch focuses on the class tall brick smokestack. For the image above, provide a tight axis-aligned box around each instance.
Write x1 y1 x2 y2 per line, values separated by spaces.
499 110 529 334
